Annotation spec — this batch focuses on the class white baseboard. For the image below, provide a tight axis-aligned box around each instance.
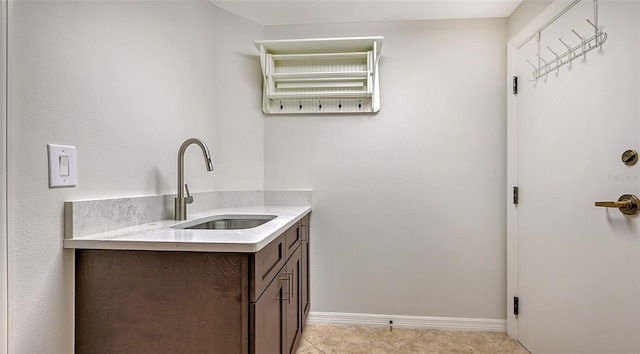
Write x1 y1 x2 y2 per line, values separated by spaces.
307 312 506 332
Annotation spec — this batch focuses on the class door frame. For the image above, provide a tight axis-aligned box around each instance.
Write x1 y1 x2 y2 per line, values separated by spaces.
0 0 7 351
506 0 584 341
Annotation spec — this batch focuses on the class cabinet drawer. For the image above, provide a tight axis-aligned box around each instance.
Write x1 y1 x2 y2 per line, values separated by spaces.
284 222 301 260
250 232 286 302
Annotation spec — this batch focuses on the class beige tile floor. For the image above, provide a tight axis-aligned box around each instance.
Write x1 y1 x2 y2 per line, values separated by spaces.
297 324 530 354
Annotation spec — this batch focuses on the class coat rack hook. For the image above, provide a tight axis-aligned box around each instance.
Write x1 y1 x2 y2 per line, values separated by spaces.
558 38 574 60
571 29 584 42
279 101 283 110
299 100 302 110
318 100 322 110
571 29 587 55
587 19 606 47
535 54 550 77
597 31 608 47
547 46 561 67
558 38 571 50
338 100 342 109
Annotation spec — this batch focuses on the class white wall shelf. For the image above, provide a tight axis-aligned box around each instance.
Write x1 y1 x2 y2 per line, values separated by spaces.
255 36 383 114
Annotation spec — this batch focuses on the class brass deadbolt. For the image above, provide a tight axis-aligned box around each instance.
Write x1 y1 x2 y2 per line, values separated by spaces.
621 150 638 166
595 194 640 216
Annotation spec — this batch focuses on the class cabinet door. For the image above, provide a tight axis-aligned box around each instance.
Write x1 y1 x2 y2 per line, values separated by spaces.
300 215 310 329
285 246 302 354
251 268 286 354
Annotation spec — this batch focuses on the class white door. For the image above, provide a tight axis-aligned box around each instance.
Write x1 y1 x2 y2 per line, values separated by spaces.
511 1 640 353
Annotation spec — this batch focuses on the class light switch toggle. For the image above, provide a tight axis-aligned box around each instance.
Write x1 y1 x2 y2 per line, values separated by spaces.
59 156 70 177
48 144 77 188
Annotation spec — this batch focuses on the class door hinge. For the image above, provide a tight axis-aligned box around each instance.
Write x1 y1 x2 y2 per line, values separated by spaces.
514 296 519 315
513 76 518 95
513 186 519 205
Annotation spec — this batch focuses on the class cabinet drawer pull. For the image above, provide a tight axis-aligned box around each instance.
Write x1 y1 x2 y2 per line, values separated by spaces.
280 271 293 304
290 269 294 300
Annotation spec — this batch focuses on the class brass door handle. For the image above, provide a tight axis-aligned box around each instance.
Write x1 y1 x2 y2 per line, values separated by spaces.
595 201 632 208
595 194 640 216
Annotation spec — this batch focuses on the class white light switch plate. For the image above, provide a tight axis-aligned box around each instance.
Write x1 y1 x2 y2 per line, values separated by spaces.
48 144 77 188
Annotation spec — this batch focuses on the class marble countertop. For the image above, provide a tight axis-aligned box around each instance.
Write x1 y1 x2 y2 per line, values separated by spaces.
63 205 311 253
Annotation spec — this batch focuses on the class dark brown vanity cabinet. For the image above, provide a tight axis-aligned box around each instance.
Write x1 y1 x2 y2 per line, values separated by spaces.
75 214 310 354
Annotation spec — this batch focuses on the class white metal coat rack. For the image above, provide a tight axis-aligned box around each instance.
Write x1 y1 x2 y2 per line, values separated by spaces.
255 37 383 114
524 0 607 81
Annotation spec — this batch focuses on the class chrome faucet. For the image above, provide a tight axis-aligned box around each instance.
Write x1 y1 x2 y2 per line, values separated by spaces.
175 138 214 220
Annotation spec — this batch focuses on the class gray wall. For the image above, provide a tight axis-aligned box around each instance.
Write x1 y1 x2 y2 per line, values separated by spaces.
8 2 262 352
264 19 508 320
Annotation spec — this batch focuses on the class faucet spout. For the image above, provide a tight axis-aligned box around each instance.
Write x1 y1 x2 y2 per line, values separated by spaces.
175 138 213 220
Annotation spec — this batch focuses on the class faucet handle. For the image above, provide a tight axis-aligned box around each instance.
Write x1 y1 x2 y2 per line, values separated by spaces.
184 184 194 204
